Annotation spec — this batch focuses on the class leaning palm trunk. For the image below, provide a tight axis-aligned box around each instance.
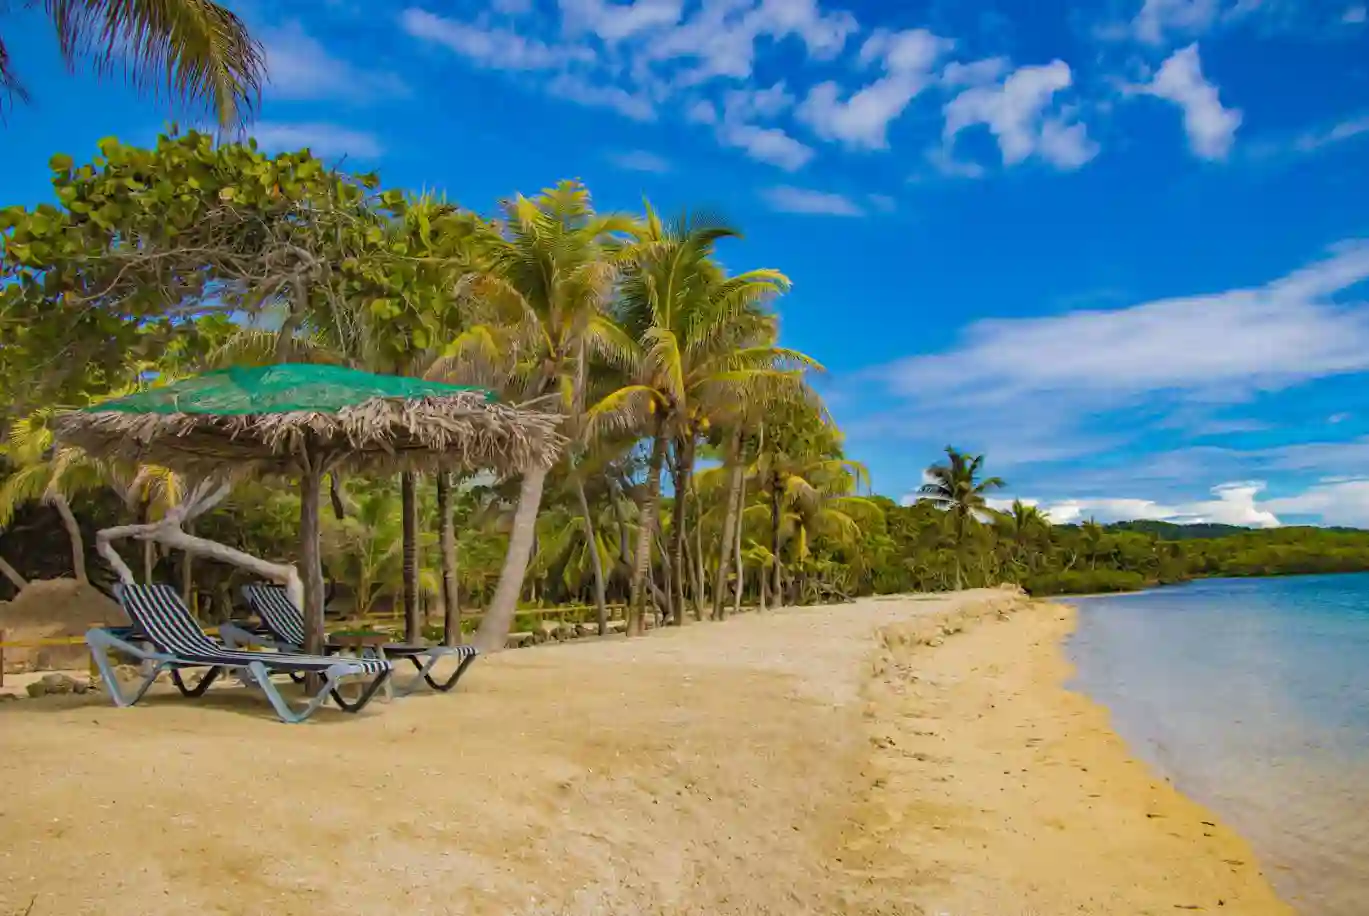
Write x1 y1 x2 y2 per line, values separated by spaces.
437 472 461 646
628 432 666 637
574 475 609 636
401 471 421 643
712 427 743 620
51 494 88 584
473 466 549 652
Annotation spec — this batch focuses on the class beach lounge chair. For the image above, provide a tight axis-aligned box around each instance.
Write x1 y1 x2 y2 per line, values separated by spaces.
222 583 478 697
87 584 393 724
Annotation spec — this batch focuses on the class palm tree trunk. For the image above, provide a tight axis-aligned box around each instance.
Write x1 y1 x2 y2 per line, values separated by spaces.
732 463 747 617
770 474 783 607
692 489 706 621
628 432 666 637
473 466 548 652
574 475 609 636
0 552 28 590
401 471 420 644
51 495 88 584
759 561 768 612
299 467 326 658
667 437 695 627
437 472 461 646
712 427 743 620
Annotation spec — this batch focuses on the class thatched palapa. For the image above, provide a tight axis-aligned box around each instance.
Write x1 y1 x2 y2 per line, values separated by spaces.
52 364 565 657
54 364 564 477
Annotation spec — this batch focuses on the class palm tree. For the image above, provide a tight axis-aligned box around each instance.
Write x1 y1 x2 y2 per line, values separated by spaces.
593 207 811 630
917 447 1005 590
436 181 637 651
1004 499 1048 570
1 0 266 127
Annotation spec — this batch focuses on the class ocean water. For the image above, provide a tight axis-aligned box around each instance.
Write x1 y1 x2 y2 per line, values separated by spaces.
1068 575 1369 916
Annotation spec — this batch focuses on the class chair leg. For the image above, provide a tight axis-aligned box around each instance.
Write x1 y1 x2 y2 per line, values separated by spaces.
85 631 169 709
170 666 223 698
248 661 391 723
330 669 393 713
402 652 478 694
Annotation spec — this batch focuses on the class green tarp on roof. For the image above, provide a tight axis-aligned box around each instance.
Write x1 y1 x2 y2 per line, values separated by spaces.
87 364 494 416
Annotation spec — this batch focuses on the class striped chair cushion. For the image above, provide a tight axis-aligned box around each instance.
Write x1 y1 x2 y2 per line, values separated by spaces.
243 584 308 646
116 585 389 676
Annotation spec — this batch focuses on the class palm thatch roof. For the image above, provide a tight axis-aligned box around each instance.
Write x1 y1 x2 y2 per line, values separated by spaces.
54 364 564 476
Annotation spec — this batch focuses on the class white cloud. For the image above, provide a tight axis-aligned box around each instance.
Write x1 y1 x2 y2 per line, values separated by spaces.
1265 479 1369 526
400 8 590 70
844 242 1369 497
880 241 1369 404
760 185 865 216
941 56 1010 88
924 145 988 178
941 60 1098 171
721 124 815 170
1011 482 1282 527
247 122 383 159
607 149 672 172
559 0 684 42
642 0 857 83
1343 5 1367 24
1294 114 1369 154
1141 44 1242 160
262 21 408 102
797 28 949 150
548 73 656 119
704 82 815 170
1132 0 1223 45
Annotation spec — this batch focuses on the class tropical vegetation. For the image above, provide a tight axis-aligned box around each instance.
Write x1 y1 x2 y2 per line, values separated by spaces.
3 132 1368 647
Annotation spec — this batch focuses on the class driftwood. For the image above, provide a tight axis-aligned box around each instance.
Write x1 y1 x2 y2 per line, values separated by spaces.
94 478 305 609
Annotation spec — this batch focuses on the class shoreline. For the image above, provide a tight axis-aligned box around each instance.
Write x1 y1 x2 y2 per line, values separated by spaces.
0 590 1296 914
836 594 1295 914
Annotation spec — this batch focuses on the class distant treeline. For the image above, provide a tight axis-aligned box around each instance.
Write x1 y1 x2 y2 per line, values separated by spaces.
838 500 1369 599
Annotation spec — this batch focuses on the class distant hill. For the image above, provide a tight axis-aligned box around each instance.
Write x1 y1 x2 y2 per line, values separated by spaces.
1107 520 1367 540
1106 520 1254 540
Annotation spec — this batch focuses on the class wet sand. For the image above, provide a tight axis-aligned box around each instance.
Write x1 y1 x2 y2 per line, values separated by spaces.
0 590 1293 915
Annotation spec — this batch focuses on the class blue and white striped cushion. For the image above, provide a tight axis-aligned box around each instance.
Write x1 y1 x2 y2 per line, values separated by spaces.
243 584 308 647
116 585 389 676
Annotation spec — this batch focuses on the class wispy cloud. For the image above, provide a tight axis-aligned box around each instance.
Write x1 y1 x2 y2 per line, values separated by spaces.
797 28 949 150
247 122 383 159
607 149 672 173
262 21 409 102
841 241 1369 500
760 185 865 216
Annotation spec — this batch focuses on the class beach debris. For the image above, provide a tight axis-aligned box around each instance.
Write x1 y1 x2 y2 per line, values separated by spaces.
25 672 90 697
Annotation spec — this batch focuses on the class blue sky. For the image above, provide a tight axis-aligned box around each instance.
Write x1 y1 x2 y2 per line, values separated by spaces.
2 0 1368 526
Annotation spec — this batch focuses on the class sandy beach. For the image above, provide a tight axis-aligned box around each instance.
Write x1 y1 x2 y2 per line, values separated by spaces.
0 589 1294 915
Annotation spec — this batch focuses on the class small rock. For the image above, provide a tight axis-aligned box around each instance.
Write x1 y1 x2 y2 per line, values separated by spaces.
38 673 82 695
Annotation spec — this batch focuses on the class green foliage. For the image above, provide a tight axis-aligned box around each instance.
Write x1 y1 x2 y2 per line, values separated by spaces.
4 136 1367 619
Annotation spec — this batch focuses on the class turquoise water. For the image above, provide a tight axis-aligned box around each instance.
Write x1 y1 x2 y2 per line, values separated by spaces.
1068 574 1369 916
